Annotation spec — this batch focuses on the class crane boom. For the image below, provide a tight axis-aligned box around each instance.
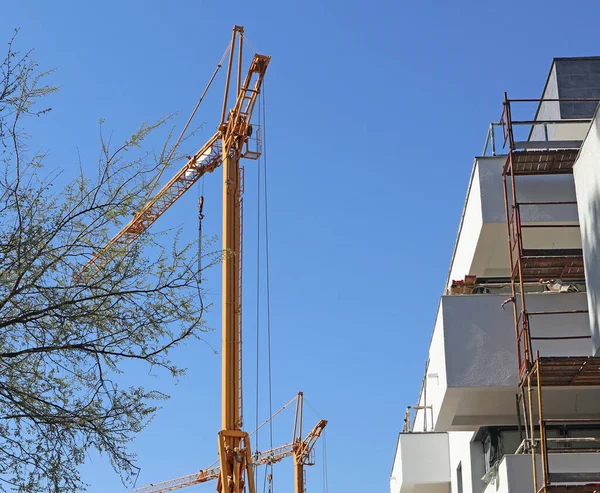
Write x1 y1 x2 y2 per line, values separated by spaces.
79 49 269 277
134 467 221 493
296 419 328 465
134 441 297 493
292 419 328 493
79 132 222 274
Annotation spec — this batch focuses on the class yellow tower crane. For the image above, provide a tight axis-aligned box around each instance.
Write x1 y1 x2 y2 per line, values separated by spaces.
79 26 327 493
291 393 327 493
133 393 327 493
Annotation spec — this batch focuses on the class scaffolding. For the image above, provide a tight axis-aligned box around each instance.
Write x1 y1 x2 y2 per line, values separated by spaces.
501 94 600 493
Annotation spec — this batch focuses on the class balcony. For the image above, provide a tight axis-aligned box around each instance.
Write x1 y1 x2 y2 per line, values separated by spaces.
448 156 580 288
390 432 451 493
483 452 600 493
412 293 600 433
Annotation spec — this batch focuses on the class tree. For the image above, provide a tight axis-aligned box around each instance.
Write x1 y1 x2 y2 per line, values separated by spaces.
0 31 216 493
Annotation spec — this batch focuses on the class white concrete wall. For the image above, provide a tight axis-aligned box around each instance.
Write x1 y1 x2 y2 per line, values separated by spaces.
482 454 538 493
416 293 595 431
442 293 591 389
442 295 516 389
531 63 560 143
480 159 579 225
448 162 484 286
413 305 447 432
448 432 485 493
479 157 580 275
573 107 600 354
390 433 451 493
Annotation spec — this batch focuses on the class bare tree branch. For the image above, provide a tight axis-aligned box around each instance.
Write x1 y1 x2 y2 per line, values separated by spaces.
0 32 218 493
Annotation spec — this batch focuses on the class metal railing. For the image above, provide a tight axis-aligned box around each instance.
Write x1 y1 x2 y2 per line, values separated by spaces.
402 360 434 433
482 96 600 157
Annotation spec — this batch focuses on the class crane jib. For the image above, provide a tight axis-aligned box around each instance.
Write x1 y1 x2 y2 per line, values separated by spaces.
80 54 269 277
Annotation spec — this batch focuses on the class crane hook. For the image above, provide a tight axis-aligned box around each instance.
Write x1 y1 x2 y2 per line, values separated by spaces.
197 195 205 284
198 196 205 221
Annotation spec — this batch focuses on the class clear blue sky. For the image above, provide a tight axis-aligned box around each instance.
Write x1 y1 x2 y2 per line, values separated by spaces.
3 1 600 492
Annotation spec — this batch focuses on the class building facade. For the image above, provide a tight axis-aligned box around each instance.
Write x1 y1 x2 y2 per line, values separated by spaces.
391 58 600 493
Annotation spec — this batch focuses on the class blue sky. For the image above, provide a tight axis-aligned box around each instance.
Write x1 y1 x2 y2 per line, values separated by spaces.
3 1 600 492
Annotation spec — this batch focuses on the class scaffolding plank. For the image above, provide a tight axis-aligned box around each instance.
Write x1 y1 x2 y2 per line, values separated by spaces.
542 486 600 493
549 473 600 483
523 249 583 257
529 357 600 387
519 250 585 280
508 150 580 175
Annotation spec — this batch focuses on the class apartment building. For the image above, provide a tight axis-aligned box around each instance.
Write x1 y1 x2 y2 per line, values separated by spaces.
391 57 600 493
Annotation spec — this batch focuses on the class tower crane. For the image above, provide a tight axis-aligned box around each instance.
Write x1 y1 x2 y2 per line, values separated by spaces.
79 25 268 493
291 393 328 493
78 26 328 493
133 393 327 493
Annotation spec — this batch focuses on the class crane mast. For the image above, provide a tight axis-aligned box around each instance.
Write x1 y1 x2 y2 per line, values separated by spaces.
217 27 269 493
292 393 327 493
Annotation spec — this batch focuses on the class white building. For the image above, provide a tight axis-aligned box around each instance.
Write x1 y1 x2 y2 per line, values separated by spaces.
391 58 600 493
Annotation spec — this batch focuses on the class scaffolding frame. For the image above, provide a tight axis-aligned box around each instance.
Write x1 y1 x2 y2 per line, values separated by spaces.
501 94 600 493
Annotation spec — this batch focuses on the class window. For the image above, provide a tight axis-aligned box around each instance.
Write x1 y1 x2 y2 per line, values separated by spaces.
482 427 525 471
482 430 499 472
499 430 521 456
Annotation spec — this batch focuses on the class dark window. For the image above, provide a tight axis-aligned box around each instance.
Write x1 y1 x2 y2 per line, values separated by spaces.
481 425 600 471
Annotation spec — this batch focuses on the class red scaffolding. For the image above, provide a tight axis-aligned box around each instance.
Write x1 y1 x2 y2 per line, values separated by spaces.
501 93 600 493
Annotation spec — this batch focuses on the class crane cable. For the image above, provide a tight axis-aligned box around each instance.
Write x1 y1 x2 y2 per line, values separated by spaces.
322 431 329 493
196 175 205 295
262 470 273 493
304 397 329 493
254 87 262 482
146 42 232 200
254 79 274 491
195 191 205 314
242 35 259 55
157 41 229 316
261 78 276 492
